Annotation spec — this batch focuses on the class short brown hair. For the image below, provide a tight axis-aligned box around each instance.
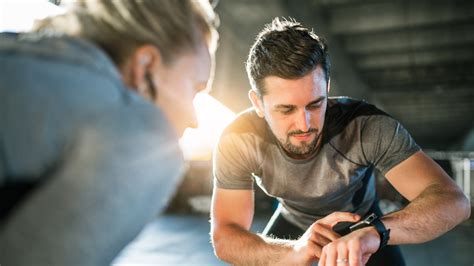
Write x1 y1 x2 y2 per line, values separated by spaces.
246 17 330 96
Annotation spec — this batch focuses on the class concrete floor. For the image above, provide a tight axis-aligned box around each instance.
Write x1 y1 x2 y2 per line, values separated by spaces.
113 214 474 266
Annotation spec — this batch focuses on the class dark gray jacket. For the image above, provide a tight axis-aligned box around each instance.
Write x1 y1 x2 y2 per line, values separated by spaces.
0 32 184 266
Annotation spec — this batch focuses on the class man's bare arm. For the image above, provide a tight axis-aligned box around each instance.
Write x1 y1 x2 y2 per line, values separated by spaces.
318 151 471 266
210 188 297 265
382 151 470 244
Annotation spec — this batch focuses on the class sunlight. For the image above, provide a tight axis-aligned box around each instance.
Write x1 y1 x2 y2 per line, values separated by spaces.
0 0 64 32
180 93 236 161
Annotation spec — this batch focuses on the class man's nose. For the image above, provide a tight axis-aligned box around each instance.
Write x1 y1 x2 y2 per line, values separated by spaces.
295 109 311 132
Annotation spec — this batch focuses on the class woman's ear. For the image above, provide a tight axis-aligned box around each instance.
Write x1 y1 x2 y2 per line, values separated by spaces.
248 89 265 118
121 45 161 99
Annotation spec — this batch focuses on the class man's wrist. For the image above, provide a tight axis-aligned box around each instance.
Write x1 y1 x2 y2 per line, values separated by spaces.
348 213 390 251
360 226 381 252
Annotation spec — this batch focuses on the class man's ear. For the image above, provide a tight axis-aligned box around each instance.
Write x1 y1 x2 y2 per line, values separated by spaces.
248 89 265 118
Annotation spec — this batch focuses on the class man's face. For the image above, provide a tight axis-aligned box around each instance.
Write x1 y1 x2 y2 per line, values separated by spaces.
151 42 212 136
255 66 328 159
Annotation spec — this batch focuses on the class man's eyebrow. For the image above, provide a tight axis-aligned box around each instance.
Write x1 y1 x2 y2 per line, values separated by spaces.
273 96 326 110
274 104 296 110
306 96 326 106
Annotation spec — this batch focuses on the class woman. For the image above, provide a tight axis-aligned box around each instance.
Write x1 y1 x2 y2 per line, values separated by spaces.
0 1 218 265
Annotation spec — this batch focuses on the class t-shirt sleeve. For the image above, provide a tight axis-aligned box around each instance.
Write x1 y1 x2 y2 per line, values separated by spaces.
361 115 420 175
213 133 257 190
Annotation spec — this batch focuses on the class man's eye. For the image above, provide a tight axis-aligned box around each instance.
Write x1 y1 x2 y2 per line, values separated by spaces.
308 104 321 110
281 109 294 115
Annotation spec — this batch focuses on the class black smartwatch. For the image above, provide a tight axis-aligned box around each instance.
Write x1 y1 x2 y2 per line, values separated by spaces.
333 213 390 252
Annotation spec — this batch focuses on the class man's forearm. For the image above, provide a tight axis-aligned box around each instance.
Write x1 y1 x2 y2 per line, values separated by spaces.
212 224 296 266
382 183 470 245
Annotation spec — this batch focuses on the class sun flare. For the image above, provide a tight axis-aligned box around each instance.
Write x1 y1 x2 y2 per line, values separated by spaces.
180 93 236 161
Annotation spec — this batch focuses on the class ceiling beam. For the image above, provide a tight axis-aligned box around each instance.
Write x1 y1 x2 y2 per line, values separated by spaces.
374 88 474 103
342 23 474 55
361 63 474 89
374 89 474 123
354 47 474 69
368 83 474 94
329 1 474 34
316 0 367 6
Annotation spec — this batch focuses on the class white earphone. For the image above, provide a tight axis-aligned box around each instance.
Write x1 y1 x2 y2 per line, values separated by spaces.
140 55 151 65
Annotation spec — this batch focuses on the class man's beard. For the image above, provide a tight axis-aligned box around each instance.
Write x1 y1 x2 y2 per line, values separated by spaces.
279 128 320 157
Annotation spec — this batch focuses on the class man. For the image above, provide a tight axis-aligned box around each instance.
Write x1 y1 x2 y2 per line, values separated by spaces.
0 0 218 265
211 18 470 266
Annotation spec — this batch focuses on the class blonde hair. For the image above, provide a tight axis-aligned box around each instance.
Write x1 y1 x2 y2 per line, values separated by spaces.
34 0 218 65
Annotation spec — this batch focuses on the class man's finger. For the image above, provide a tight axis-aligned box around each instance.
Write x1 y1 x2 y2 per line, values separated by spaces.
307 241 323 260
337 243 349 266
348 241 362 266
318 211 360 226
311 223 341 242
319 246 327 266
324 243 338 266
313 245 323 260
310 230 332 246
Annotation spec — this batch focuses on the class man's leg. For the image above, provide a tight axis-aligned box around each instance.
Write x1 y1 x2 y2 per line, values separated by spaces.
262 205 304 240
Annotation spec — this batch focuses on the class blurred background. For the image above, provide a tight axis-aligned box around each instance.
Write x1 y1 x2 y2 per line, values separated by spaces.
1 0 473 265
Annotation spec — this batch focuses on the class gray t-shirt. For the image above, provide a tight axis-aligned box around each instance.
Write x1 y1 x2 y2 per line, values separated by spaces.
213 97 420 229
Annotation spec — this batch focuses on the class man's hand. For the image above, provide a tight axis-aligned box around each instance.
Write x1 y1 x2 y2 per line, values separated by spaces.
291 212 361 265
318 226 380 266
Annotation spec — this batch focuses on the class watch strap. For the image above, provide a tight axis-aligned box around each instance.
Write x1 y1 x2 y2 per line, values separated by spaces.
370 214 390 252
